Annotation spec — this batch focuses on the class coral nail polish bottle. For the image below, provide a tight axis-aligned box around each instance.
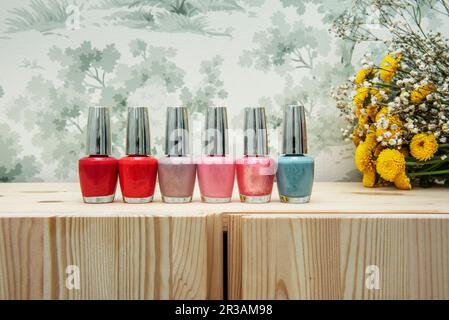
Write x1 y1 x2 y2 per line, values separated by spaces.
119 107 158 203
79 106 118 203
276 105 314 203
236 107 275 203
197 106 235 203
158 106 196 203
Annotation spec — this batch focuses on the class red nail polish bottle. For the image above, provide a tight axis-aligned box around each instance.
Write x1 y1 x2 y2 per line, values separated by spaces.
119 107 158 203
79 106 118 203
236 107 275 203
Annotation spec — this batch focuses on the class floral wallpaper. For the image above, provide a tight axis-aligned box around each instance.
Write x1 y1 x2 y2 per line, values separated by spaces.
0 0 447 182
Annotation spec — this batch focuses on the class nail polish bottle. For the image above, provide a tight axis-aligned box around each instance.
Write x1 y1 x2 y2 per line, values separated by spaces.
197 106 235 203
276 105 314 203
118 107 158 203
236 107 275 203
158 106 196 203
79 106 118 203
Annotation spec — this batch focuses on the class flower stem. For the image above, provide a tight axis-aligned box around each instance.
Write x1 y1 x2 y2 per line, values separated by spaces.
406 159 445 166
408 169 449 177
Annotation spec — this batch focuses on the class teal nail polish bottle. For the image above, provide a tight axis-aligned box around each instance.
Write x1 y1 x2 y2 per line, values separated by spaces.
276 105 314 203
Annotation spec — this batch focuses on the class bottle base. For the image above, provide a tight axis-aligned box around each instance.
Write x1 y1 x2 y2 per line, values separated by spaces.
239 194 271 203
279 194 311 203
123 195 153 204
162 195 192 203
201 196 231 203
83 194 115 204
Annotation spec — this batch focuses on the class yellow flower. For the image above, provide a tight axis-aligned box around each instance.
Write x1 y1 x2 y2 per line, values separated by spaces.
370 88 384 102
354 67 374 84
379 53 401 83
373 144 384 157
355 142 374 173
388 115 402 128
410 84 435 104
352 127 362 146
376 149 405 182
394 171 411 190
365 132 378 151
375 107 388 122
362 168 377 188
353 87 370 108
358 114 369 127
374 107 402 139
410 133 439 161
366 104 379 121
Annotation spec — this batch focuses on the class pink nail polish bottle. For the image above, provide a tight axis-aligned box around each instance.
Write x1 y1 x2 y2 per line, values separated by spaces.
236 107 275 203
197 106 235 203
158 106 196 203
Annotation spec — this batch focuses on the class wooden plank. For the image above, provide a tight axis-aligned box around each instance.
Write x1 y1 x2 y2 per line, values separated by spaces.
234 215 449 300
0 183 448 217
0 215 215 300
206 213 223 299
227 214 242 300
0 218 47 299
1 183 449 300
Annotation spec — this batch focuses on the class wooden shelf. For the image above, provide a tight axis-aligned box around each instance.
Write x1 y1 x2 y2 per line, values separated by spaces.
0 183 448 300
1 182 448 216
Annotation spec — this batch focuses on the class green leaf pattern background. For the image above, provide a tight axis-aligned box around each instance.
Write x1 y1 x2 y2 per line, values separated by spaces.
0 0 447 182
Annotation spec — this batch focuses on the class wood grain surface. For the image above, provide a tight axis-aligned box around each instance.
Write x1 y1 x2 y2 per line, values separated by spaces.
229 215 449 300
0 183 448 217
0 183 448 300
0 215 221 300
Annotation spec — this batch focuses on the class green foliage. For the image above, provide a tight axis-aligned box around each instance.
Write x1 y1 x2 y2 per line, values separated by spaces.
180 56 228 114
95 0 138 9
11 40 186 179
6 0 70 32
104 7 156 28
0 124 41 182
111 42 184 97
155 13 208 34
240 12 331 73
129 39 148 58
127 0 244 14
168 0 198 16
279 0 306 15
241 9 352 155
102 0 239 36
281 0 352 22
49 41 121 92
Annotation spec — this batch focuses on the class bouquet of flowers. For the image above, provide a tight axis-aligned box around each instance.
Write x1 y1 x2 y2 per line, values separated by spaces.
332 1 449 189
